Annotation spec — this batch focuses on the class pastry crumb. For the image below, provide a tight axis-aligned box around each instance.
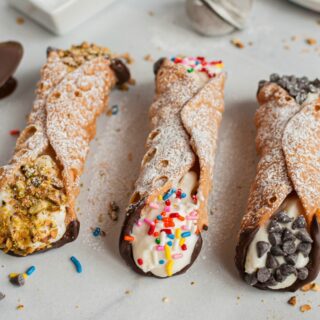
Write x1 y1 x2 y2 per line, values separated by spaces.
300 304 312 312
311 283 320 291
162 297 169 303
125 290 132 295
291 35 298 41
16 17 25 25
148 11 155 16
144 54 153 62
190 281 195 285
301 283 314 292
306 38 317 46
121 53 134 65
231 39 245 49
108 201 119 222
128 78 136 86
16 304 24 310
288 296 297 306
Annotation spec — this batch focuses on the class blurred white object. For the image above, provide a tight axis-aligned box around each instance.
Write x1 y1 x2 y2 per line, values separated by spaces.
8 0 116 35
289 0 320 12
186 0 253 36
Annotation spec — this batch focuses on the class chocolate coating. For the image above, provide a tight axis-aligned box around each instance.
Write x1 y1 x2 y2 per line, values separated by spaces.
8 219 80 257
110 58 131 85
235 214 320 291
0 41 23 99
119 198 203 278
153 57 165 75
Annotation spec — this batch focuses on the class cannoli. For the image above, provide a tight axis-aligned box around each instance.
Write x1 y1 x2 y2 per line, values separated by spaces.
0 43 130 256
235 74 320 291
120 56 225 277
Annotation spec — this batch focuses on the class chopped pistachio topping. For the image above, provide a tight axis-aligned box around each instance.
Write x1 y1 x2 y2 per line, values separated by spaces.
55 42 115 71
0 155 67 255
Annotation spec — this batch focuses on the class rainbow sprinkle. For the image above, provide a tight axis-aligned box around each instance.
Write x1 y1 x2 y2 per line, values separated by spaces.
133 186 200 277
171 56 224 78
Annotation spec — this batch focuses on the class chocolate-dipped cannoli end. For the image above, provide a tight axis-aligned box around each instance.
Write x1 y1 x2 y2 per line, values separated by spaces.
153 57 166 75
119 198 203 278
0 155 75 256
0 41 23 99
110 58 131 85
120 172 204 278
236 195 320 291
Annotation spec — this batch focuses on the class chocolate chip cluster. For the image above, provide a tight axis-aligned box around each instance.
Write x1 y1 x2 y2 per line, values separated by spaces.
259 74 320 105
245 210 313 288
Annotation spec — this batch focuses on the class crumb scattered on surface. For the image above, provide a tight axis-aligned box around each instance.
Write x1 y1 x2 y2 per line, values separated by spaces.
16 17 25 25
248 41 253 46
148 11 154 16
291 35 298 41
301 283 314 292
162 297 169 303
231 39 245 49
121 53 134 64
16 304 24 311
144 54 153 62
306 38 317 46
108 201 119 222
128 153 133 162
125 290 132 295
311 283 320 291
284 45 290 50
288 296 297 306
0 292 5 301
300 304 312 313
128 78 136 86
119 83 129 91
190 281 195 285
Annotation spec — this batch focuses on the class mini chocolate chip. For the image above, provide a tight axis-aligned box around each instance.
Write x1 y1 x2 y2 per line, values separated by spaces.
282 228 295 242
273 211 293 224
280 264 297 276
256 241 271 258
297 242 312 257
266 253 279 269
244 273 258 286
264 275 278 287
285 254 298 266
297 267 309 280
292 216 306 229
282 240 296 255
268 232 281 246
268 220 282 233
257 268 271 283
274 268 286 282
271 245 285 256
10 274 25 286
295 230 313 243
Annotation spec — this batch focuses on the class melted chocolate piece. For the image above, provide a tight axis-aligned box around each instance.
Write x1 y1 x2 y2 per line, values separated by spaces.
110 59 130 85
119 199 203 277
0 41 23 99
153 57 165 75
9 219 80 257
235 214 320 292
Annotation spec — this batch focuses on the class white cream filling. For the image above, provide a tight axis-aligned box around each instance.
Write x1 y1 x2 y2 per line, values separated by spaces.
0 190 66 250
245 195 309 289
131 171 200 277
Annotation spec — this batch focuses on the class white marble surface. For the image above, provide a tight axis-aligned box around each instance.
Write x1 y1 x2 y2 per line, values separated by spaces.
0 0 319 319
